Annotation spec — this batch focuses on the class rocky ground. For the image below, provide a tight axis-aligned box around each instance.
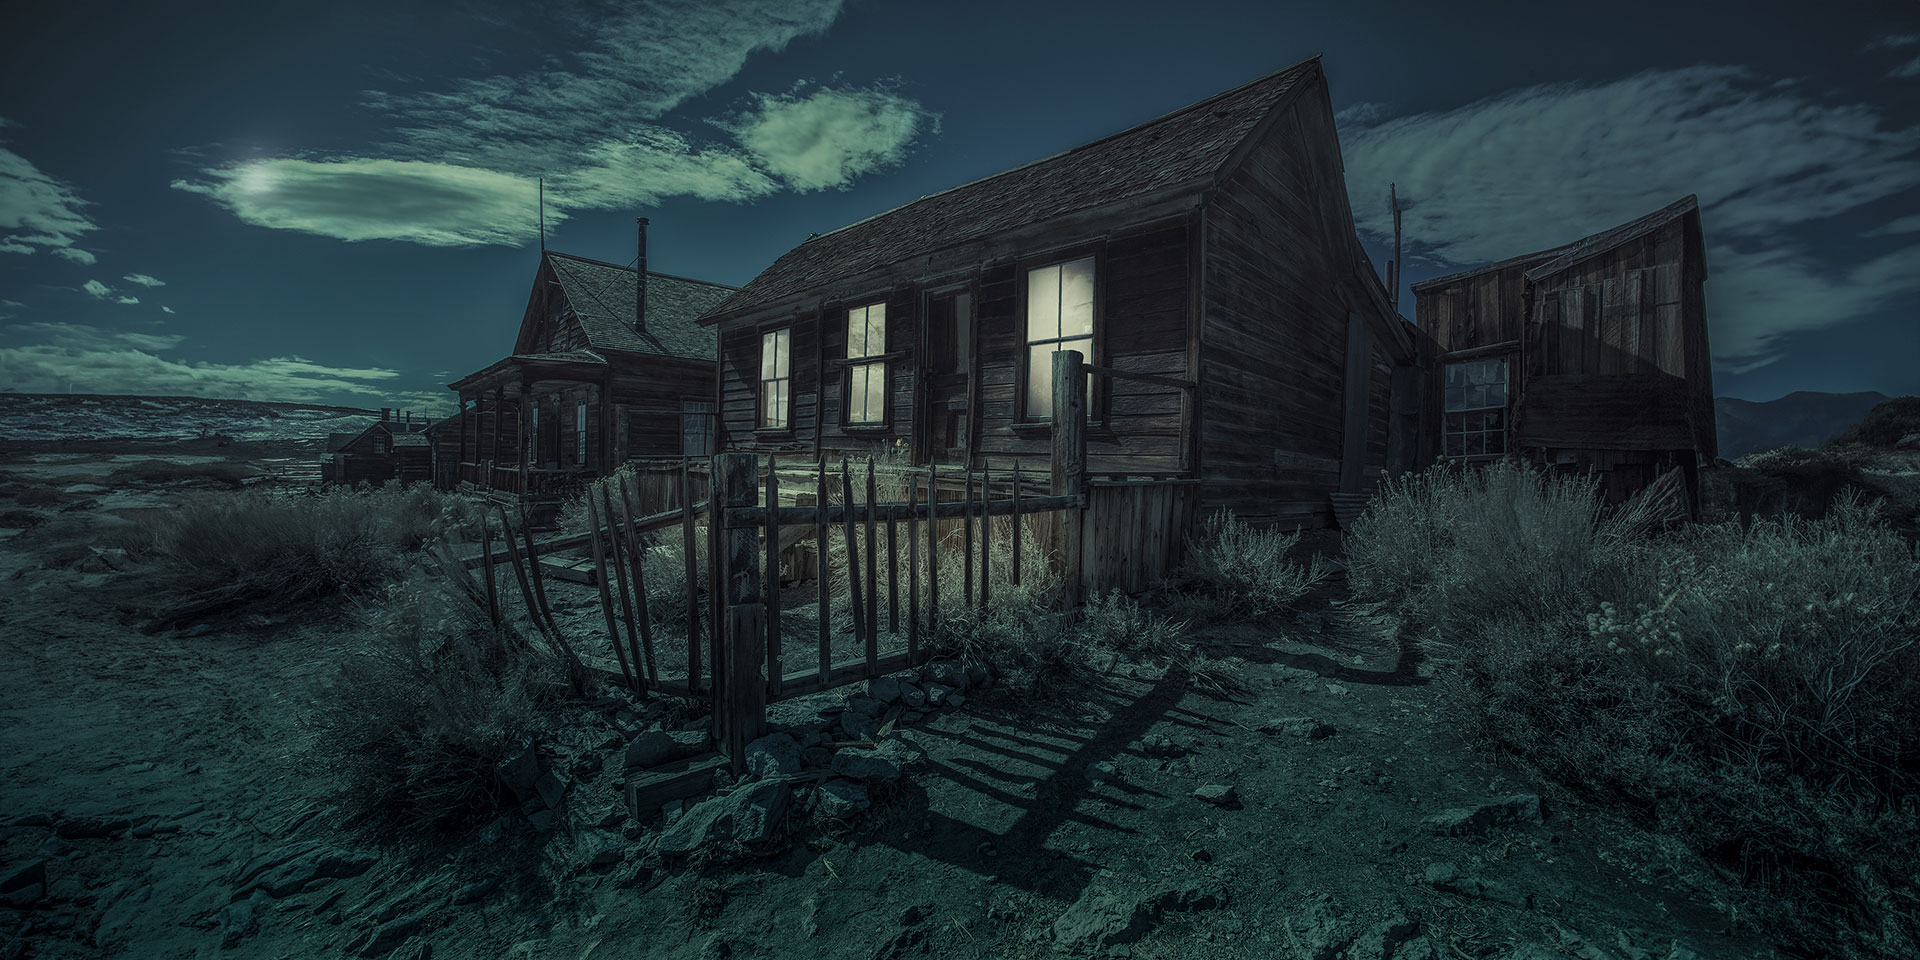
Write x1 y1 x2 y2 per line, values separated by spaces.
0 454 1788 960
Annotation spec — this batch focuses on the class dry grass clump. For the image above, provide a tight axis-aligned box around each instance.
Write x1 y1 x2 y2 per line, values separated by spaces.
1179 510 1329 620
312 559 575 831
1350 461 1920 957
122 483 479 624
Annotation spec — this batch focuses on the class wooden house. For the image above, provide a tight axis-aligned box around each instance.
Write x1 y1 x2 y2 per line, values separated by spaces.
1410 195 1715 505
697 55 1424 561
447 231 736 497
322 410 434 486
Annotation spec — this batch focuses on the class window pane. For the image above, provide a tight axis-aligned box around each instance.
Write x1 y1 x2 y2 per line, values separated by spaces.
1027 265 1059 342
867 302 886 358
775 329 790 376
1444 432 1464 457
761 330 779 379
1059 257 1094 337
1027 345 1054 419
1445 384 1466 411
846 306 866 359
850 361 885 423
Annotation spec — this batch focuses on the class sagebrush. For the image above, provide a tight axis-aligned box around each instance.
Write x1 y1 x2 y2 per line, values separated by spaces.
1180 509 1328 619
1349 460 1920 958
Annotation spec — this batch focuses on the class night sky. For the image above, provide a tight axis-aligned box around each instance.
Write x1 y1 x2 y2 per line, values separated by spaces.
1 0 1915 413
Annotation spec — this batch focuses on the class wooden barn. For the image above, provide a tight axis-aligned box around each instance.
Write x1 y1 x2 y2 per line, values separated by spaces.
321 410 434 486
448 226 736 498
697 55 1424 583
1410 195 1715 506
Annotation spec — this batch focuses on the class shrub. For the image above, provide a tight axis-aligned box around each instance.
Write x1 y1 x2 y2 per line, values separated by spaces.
122 483 478 622
1828 396 1920 448
312 560 576 831
1357 461 1920 957
1180 510 1329 619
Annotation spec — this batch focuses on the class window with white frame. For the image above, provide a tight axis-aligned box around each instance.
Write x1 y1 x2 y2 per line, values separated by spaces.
846 301 886 424
1442 358 1508 458
575 401 587 465
1024 257 1095 420
760 328 791 429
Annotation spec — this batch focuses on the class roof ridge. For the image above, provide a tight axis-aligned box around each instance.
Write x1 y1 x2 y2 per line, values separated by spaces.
801 55 1324 246
551 255 634 336
547 250 738 290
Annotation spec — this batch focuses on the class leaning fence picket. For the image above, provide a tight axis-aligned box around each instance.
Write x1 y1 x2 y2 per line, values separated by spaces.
864 458 879 652
681 460 701 692
615 475 657 686
980 459 991 610
585 495 637 689
816 458 831 684
907 476 920 663
764 454 782 698
839 459 869 673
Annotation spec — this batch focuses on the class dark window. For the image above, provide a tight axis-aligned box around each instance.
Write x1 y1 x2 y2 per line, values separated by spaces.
682 401 715 456
1442 358 1508 457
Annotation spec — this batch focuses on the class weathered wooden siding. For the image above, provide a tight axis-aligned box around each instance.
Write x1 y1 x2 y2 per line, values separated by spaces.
1198 82 1383 527
1415 260 1537 354
610 356 713 458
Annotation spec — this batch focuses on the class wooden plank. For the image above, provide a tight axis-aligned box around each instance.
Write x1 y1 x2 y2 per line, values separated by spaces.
774 650 915 701
682 461 701 692
907 476 920 664
1010 462 1022 586
516 500 559 638
585 495 637 689
962 461 974 609
601 485 645 691
624 753 727 821
478 512 500 629
764 453 781 698
615 476 657 687
1051 350 1088 605
459 501 706 569
886 500 899 634
979 459 991 610
1080 363 1197 391
816 459 831 685
926 462 939 634
864 458 878 658
840 460 868 668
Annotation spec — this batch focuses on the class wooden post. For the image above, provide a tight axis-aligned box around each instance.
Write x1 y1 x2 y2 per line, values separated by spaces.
478 511 501 630
963 461 975 609
717 453 765 772
816 459 831 683
1011 462 1023 587
1051 349 1088 606
839 459 869 672
886 501 899 634
926 461 939 634
980 458 991 610
706 455 723 723
864 457 878 646
764 454 782 698
601 485 646 690
586 495 637 689
615 475 657 686
681 460 700 692
907 475 920 664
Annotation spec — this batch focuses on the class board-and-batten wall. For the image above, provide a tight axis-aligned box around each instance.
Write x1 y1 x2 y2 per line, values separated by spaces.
1198 86 1395 528
715 219 1193 478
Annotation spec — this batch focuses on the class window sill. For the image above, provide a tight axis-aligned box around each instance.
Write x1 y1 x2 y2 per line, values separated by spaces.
753 428 796 440
843 423 891 433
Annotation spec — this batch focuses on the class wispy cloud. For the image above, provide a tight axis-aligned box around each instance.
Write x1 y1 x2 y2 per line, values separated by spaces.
0 322 446 410
1866 32 1920 79
82 279 110 298
173 0 937 246
122 273 165 287
1339 65 1920 371
727 87 936 191
173 158 543 247
0 124 98 261
52 247 96 265
160 305 176 314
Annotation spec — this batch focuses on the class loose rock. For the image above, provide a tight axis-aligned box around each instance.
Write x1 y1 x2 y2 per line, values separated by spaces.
240 848 377 900
1051 878 1229 954
1192 784 1237 806
218 891 266 949
867 677 905 704
1139 734 1188 758
816 779 870 819
654 780 791 857
0 861 46 908
1423 794 1544 837
744 733 802 779
624 730 705 770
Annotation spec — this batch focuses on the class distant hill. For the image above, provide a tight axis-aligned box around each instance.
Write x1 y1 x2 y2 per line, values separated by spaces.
0 392 385 446
1715 391 1890 460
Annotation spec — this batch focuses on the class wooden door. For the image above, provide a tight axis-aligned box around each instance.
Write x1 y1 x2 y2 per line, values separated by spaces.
921 290 973 464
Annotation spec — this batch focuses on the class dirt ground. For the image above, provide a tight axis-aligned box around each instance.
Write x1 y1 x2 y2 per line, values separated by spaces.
0 454 1784 960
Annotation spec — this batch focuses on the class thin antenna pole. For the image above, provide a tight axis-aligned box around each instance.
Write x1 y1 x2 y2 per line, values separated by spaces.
538 178 546 253
1389 182 1402 314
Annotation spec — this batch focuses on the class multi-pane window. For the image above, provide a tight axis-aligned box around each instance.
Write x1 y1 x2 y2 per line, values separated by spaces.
575 401 588 465
681 400 714 456
1443 358 1508 458
760 328 791 429
846 302 886 424
1024 257 1095 420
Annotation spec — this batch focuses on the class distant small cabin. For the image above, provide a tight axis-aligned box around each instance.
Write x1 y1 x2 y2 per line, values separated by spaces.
446 240 736 497
697 55 1424 562
322 409 434 486
1411 195 1715 505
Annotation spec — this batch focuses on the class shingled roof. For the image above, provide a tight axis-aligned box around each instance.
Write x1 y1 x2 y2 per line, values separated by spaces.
700 56 1324 322
543 252 735 359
